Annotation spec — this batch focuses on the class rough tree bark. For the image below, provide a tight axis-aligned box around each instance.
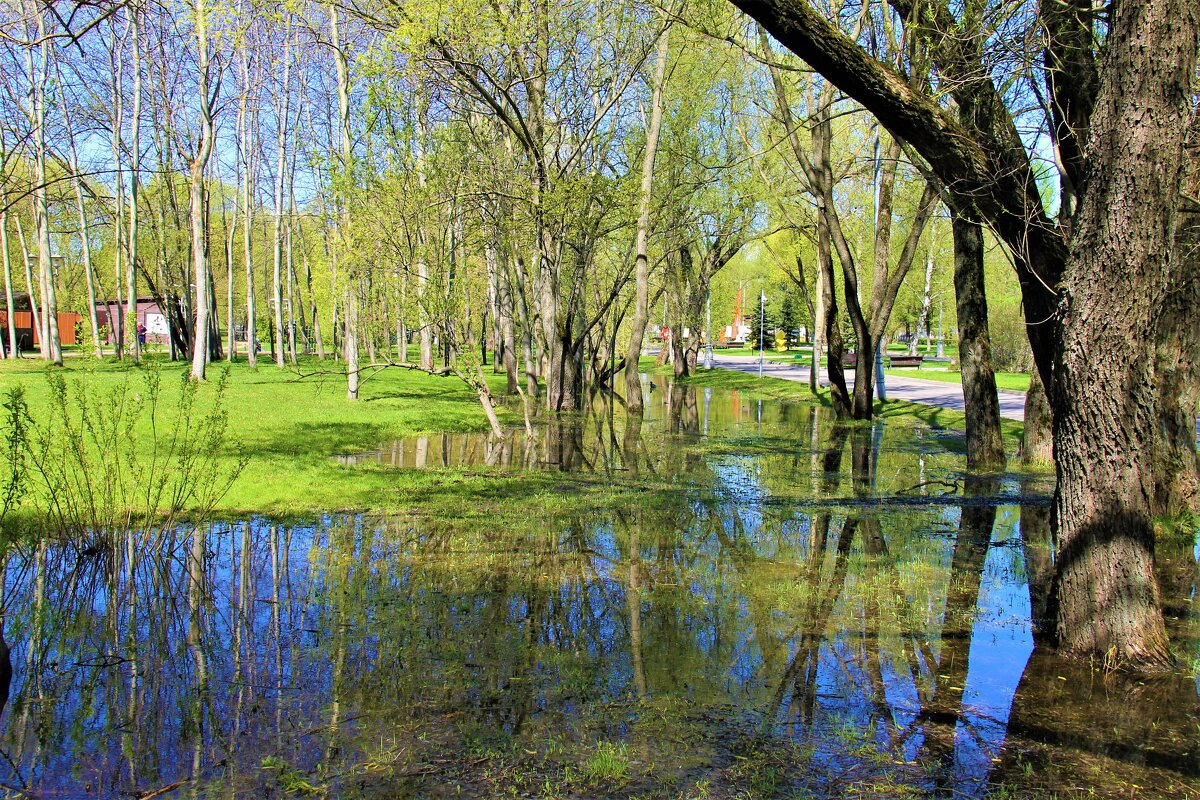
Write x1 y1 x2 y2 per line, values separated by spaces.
1047 0 1196 667
730 0 1199 667
1153 119 1200 515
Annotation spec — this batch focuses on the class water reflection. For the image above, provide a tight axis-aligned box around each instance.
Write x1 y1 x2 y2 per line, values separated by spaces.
0 384 1195 798
336 377 887 480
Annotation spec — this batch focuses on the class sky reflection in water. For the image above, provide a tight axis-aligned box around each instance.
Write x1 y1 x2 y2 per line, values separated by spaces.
0 382 1195 798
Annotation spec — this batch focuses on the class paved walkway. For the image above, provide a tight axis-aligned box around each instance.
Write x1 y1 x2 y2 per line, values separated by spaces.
711 353 1028 421
713 354 1200 442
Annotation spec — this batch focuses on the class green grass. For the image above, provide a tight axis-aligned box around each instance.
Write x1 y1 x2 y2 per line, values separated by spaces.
581 742 629 784
710 343 1031 392
886 367 1031 392
1 353 1033 520
0 354 525 517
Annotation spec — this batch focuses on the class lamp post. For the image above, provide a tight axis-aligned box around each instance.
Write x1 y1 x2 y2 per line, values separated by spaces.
703 291 713 370
758 289 766 378
937 297 945 358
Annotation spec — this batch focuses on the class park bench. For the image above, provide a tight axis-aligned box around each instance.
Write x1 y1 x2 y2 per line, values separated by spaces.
842 352 857 368
887 354 925 369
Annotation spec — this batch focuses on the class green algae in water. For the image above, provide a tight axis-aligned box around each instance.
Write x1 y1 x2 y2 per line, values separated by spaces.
0 384 1196 799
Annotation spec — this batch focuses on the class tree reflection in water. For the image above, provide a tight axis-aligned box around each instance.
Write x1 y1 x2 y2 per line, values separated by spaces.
0 382 1195 797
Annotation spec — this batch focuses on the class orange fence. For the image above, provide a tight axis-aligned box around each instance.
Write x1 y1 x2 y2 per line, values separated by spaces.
0 311 84 348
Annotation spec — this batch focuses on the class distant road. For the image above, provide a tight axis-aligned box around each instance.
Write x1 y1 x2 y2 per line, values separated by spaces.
711 354 1200 444
710 353 1029 420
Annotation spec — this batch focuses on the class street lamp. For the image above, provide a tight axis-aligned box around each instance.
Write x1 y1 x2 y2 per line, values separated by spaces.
758 289 766 378
703 291 713 370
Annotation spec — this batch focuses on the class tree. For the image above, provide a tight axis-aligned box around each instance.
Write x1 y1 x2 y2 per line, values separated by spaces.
748 290 771 352
777 288 798 348
754 24 938 421
948 205 1005 469
187 0 220 381
625 21 671 413
731 0 1199 668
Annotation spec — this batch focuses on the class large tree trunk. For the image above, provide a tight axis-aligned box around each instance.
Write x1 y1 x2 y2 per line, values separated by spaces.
817 119 873 419
239 38 257 368
509 246 539 397
29 7 60 366
499 270 519 393
330 2 358 397
1048 0 1196 668
547 334 581 411
951 213 1005 469
271 22 292 369
809 262 823 391
1152 125 1200 516
0 190 16 358
189 168 211 381
811 103 850 416
667 247 691 381
414 103 433 371
224 187 237 362
730 0 1197 670
108 18 126 361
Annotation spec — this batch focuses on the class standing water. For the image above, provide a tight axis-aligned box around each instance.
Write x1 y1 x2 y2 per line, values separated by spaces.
0 382 1196 798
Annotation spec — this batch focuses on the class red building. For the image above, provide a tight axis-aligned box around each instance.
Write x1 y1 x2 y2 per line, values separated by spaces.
95 298 172 346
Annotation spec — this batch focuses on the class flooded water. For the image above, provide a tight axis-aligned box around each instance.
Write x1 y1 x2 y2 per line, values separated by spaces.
1 383 1198 798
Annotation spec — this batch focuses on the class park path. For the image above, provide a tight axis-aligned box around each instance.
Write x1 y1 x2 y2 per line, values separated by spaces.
710 353 1028 421
712 354 1200 441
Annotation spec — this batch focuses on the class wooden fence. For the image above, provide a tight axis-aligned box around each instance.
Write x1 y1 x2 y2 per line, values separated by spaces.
0 311 84 350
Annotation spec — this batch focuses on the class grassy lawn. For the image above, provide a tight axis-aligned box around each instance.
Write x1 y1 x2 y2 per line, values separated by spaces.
0 355 524 517
711 344 1030 393
886 367 1031 393
0 353 1033 522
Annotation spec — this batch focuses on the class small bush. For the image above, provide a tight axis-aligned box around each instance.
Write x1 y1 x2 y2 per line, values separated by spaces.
8 364 243 542
583 741 629 784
